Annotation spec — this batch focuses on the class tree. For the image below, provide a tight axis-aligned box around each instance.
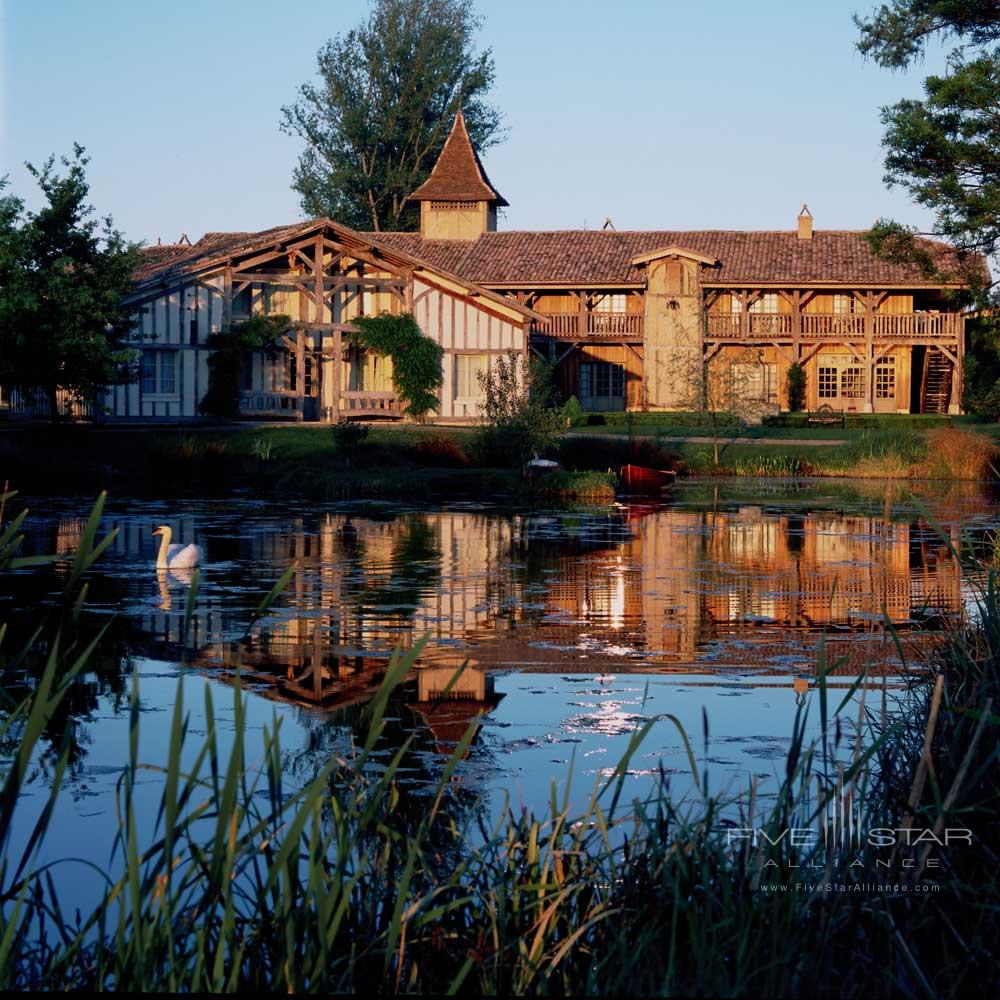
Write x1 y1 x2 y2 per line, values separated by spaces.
787 363 807 412
474 352 564 466
673 352 763 467
281 0 502 232
855 1 1000 302
0 146 139 418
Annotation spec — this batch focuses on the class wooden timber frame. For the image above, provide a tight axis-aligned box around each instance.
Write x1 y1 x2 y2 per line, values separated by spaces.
121 219 538 422
699 286 964 414
516 279 965 415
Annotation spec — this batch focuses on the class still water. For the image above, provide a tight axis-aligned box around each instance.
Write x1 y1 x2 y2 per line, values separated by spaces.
2 479 996 879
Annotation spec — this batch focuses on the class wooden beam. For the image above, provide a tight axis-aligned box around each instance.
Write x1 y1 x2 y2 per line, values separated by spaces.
770 342 794 364
222 264 233 329
799 342 826 366
554 341 581 366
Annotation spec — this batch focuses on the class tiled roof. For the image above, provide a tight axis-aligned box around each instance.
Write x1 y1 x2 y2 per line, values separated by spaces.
131 219 541 320
370 229 974 287
134 222 977 297
134 225 301 283
407 111 508 206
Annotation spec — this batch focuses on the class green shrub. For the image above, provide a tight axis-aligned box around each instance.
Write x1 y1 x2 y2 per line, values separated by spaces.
331 418 369 457
472 351 565 466
409 434 470 467
561 394 585 427
786 362 806 411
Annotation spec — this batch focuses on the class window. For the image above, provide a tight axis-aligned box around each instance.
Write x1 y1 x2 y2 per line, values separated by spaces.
140 349 177 396
454 354 488 400
580 362 625 399
840 367 865 398
264 285 298 317
231 286 252 318
347 350 394 392
731 293 779 314
749 293 779 314
593 294 626 314
833 294 863 315
818 366 838 399
875 357 896 399
731 362 778 404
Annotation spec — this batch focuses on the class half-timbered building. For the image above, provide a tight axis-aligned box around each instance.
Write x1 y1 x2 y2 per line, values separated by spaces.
41 111 972 423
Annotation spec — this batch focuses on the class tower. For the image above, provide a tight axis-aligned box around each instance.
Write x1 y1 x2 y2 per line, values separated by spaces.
407 111 507 239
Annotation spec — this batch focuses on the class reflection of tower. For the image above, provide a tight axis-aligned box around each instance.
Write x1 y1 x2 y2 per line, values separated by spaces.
637 509 705 659
409 661 504 755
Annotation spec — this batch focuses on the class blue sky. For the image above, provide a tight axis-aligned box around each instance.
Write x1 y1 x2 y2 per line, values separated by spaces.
2 0 947 245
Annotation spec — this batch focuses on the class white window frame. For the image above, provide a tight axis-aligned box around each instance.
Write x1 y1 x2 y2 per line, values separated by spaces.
140 348 179 398
454 353 489 402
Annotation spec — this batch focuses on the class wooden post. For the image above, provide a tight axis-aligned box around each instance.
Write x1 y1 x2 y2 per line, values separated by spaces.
298 270 311 418
313 237 330 420
950 326 964 414
332 330 342 422
579 291 588 338
222 264 233 329
864 291 875 413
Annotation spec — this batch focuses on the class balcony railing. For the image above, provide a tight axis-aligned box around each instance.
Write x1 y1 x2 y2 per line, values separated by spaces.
705 311 962 340
536 313 644 339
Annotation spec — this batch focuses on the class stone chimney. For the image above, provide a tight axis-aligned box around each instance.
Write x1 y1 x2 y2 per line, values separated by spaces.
797 204 813 240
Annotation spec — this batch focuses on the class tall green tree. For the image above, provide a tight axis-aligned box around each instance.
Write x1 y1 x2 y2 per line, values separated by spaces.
280 0 502 232
856 1 1000 302
0 146 139 417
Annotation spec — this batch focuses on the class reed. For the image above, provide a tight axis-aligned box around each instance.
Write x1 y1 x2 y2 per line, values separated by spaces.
0 494 997 995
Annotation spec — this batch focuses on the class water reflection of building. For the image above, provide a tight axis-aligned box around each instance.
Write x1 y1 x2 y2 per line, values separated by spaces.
38 502 966 725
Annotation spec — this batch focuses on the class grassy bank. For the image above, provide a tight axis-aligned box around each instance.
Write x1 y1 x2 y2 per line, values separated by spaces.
0 424 616 502
0 496 998 994
1 417 997 501
673 425 1000 479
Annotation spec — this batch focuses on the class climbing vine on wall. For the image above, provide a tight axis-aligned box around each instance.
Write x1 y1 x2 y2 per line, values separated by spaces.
199 314 291 418
348 312 443 418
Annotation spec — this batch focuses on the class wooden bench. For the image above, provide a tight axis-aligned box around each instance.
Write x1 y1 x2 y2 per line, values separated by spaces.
806 407 845 428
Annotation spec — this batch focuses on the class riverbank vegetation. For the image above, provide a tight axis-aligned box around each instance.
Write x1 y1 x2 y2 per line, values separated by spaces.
0 412 997 501
0 494 997 994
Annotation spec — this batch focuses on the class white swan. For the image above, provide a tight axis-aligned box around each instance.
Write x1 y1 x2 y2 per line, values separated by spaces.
152 525 203 570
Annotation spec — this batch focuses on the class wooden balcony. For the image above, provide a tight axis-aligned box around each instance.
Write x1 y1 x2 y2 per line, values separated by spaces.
705 311 963 341
535 313 644 340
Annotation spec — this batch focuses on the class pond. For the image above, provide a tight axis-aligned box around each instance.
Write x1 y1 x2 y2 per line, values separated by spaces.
2 479 996 898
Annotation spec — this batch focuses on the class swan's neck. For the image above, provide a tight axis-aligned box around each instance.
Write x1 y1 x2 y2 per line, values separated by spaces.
156 529 172 568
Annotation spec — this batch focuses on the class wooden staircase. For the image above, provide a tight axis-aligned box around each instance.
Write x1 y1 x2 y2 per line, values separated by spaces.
921 348 953 413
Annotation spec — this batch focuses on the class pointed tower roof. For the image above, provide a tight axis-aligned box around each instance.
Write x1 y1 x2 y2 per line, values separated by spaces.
408 111 508 206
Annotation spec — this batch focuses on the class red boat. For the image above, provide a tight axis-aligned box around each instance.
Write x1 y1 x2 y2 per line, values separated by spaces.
619 464 676 495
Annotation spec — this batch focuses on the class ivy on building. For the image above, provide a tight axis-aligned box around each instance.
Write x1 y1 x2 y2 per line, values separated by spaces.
199 314 291 419
348 312 443 418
